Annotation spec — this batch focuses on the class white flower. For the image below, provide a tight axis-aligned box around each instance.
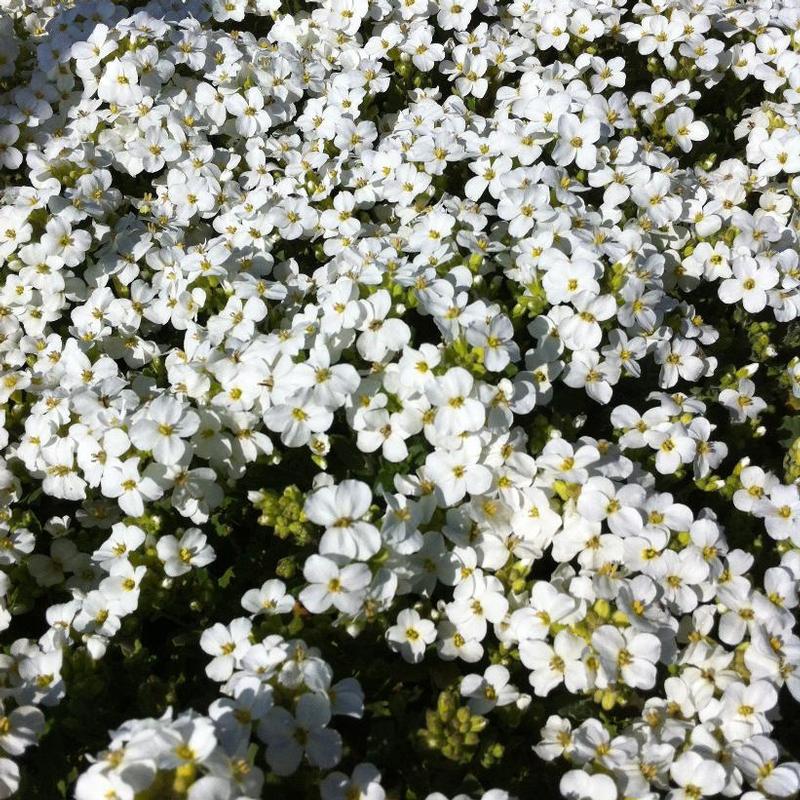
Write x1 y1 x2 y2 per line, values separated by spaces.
719 379 767 423
356 291 411 362
535 716 574 762
300 555 371 616
200 618 253 681
0 703 44 756
520 630 589 697
644 424 697 475
669 751 726 800
654 339 705 389
754 485 800 541
226 87 268 138
321 763 385 800
592 625 661 689
101 457 163 517
304 480 381 561
560 770 618 800
665 108 709 152
559 293 617 351
157 528 216 577
437 0 478 31
553 115 602 170
41 439 86 501
631 173 681 226
718 256 779 313
241 579 295 616
264 390 334 448
460 665 519 714
735 736 800 798
386 609 436 663
563 350 619 404
718 680 778 742
465 315 520 372
427 367 486 436
425 439 492 506
97 59 142 106
733 466 778 512
576 477 644 538
260 693 341 776
129 394 200 465
0 126 22 170
446 573 509 642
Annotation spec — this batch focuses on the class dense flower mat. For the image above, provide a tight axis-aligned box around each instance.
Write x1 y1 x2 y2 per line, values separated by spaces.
1 0 800 797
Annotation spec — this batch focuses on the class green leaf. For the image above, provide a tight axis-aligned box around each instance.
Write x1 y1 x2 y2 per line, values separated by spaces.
218 566 235 588
779 414 800 448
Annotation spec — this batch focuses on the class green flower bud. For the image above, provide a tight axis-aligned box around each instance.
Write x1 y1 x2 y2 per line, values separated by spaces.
275 556 296 580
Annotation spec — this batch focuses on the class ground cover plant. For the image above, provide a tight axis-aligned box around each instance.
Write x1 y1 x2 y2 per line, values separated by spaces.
1 0 800 797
